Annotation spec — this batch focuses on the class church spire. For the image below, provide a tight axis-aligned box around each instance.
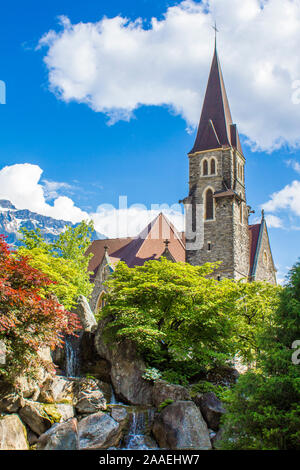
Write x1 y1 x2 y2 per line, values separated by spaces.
190 44 243 156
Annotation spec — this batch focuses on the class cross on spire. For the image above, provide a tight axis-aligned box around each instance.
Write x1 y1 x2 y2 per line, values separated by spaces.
212 21 219 49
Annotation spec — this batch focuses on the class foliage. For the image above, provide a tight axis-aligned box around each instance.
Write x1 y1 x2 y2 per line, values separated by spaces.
160 369 189 386
142 367 162 382
18 221 94 310
100 258 280 383
218 262 300 450
190 380 225 400
0 235 80 382
158 399 174 413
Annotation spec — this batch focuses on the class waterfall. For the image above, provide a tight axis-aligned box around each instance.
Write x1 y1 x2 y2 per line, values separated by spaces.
123 408 157 450
64 333 82 378
110 386 122 405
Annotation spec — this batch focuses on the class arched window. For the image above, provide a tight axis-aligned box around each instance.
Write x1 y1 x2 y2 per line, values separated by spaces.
263 251 268 267
96 292 106 312
205 188 214 220
202 159 208 176
210 158 216 175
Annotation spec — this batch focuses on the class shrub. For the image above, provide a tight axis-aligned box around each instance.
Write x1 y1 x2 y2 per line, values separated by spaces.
218 262 300 450
0 235 80 382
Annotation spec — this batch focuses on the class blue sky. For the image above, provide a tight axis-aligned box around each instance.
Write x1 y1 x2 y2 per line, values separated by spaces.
0 0 300 283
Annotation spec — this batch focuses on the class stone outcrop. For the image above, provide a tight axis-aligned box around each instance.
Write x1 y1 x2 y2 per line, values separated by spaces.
19 401 52 436
152 401 211 450
78 412 122 449
73 295 97 332
110 406 128 425
36 418 79 450
39 375 74 404
0 381 24 413
0 414 29 450
74 378 107 414
207 366 239 387
194 392 226 431
95 317 152 405
152 380 190 408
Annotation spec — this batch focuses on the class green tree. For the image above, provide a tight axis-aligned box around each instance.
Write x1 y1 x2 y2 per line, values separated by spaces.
219 262 300 450
100 258 279 383
18 221 94 310
0 235 80 382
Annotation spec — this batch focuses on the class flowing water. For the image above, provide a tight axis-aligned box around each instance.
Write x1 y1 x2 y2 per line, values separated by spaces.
122 408 157 450
64 333 83 378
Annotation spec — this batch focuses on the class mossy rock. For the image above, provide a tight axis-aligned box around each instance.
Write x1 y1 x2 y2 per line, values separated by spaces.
42 404 62 424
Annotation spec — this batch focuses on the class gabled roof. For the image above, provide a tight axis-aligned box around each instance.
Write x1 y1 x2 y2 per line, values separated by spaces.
249 223 261 275
87 213 185 278
190 46 243 156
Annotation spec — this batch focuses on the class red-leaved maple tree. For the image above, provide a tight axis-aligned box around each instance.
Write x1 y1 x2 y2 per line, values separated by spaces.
0 235 81 381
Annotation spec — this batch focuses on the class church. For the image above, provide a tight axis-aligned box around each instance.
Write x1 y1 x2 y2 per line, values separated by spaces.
87 44 277 313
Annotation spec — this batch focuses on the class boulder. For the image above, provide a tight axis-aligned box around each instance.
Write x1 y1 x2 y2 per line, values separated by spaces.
95 317 152 405
36 418 79 450
0 414 29 450
0 381 24 413
78 412 122 449
207 366 239 387
73 295 97 332
152 380 190 408
42 403 75 423
152 400 212 450
39 375 74 404
110 406 128 425
19 401 52 436
74 378 106 414
194 392 226 431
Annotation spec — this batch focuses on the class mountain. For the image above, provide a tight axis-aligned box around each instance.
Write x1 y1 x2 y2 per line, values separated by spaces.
0 199 106 245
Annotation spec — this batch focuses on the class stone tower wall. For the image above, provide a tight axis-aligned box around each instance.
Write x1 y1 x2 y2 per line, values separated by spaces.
186 147 250 280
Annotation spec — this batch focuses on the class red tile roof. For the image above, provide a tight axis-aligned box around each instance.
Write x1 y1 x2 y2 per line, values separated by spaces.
190 47 243 156
249 224 261 274
87 214 262 280
87 213 185 277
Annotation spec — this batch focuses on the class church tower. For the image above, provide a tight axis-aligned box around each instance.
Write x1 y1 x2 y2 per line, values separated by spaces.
182 44 250 280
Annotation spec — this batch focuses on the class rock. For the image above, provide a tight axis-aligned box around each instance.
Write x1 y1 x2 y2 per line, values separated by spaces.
19 401 52 436
207 366 239 387
85 358 111 383
95 317 152 405
55 403 75 421
110 406 128 424
27 429 39 446
78 412 121 449
152 380 191 408
0 381 24 413
211 428 224 449
39 375 74 404
74 378 106 414
73 295 97 332
0 414 29 450
36 418 79 450
152 401 212 450
194 392 226 431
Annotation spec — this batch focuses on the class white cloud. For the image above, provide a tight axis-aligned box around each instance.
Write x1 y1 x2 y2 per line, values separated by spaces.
263 180 300 217
38 0 300 151
264 214 283 228
90 203 184 239
42 179 74 200
0 164 89 223
286 159 300 174
0 163 184 237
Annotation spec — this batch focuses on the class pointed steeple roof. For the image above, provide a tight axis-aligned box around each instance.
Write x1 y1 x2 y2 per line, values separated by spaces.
190 46 243 156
